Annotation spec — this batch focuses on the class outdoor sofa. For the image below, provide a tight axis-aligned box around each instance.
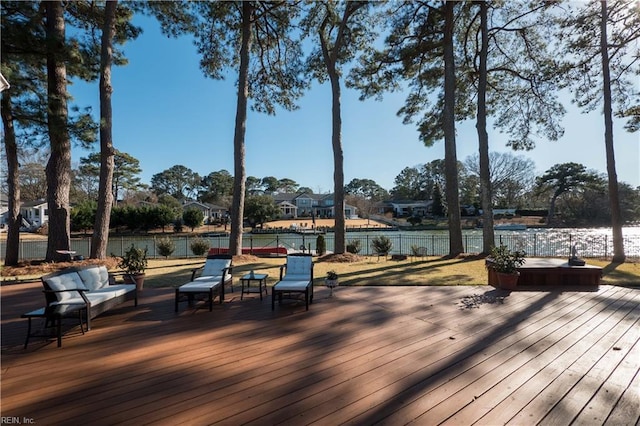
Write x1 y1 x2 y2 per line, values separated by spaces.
40 264 138 332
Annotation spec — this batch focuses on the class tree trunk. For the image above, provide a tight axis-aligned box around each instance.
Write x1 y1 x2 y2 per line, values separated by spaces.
91 0 117 259
1 91 21 266
45 1 72 262
443 1 464 256
547 192 559 226
329 68 346 254
228 0 252 256
476 1 494 254
600 1 625 263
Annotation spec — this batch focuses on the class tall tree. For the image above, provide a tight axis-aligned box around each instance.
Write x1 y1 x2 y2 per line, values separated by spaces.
462 1 563 253
245 176 262 196
78 150 143 202
90 0 117 259
302 1 378 254
2 1 101 263
535 162 600 225
151 165 201 201
44 1 73 261
345 178 388 200
391 167 429 200
261 176 280 194
556 0 639 262
200 169 234 202
475 0 493 252
351 1 465 256
149 1 307 255
464 152 535 208
277 178 299 193
1 1 48 265
442 0 463 255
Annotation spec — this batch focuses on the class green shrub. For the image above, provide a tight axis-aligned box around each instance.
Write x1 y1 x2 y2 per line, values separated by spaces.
316 234 326 256
346 239 362 254
156 237 176 259
190 237 210 256
371 235 393 255
407 216 422 226
118 244 148 274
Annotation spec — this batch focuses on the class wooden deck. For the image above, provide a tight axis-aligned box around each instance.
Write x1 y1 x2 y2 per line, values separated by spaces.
1 282 639 425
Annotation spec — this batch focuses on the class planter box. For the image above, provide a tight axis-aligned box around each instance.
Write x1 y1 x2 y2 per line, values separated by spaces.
487 258 602 287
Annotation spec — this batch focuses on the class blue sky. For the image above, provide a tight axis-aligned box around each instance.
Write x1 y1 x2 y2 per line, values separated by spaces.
69 14 639 195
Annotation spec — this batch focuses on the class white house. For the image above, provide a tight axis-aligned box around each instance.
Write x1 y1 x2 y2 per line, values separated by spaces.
381 200 433 217
182 201 228 224
20 199 48 228
272 193 358 219
0 193 8 228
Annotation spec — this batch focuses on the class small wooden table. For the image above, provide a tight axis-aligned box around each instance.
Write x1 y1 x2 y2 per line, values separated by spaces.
240 273 268 300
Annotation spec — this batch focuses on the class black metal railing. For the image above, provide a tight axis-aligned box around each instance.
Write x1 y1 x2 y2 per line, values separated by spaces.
3 232 639 261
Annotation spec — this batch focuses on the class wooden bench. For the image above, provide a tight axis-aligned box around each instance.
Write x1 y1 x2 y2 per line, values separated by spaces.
487 257 602 287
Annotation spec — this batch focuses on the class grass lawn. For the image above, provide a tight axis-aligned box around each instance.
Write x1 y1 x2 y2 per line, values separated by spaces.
144 256 640 288
2 255 638 288
13 255 638 287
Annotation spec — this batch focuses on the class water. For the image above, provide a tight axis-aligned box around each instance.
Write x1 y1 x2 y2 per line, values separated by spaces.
6 227 640 260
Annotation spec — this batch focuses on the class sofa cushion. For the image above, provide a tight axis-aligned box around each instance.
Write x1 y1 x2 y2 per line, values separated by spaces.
50 284 135 307
77 266 110 291
45 272 87 302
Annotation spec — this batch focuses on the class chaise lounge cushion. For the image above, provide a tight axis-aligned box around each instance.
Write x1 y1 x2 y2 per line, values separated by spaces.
178 278 223 292
201 259 232 277
272 279 310 291
45 272 87 302
77 265 110 291
283 256 310 277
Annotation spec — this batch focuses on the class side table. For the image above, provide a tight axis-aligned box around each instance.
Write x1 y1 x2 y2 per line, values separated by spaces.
240 273 268 300
22 304 86 348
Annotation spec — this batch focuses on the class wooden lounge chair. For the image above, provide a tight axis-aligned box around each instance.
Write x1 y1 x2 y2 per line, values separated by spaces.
272 253 314 311
175 255 233 312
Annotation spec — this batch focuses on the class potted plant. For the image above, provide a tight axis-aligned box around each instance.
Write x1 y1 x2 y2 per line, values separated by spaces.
118 244 148 291
325 270 339 297
487 244 526 290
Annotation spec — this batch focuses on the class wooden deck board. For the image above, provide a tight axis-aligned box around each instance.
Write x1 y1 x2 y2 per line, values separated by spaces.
1 282 638 426
348 287 624 426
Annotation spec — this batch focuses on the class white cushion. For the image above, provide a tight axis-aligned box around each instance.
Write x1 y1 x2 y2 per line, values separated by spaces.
274 280 310 291
282 273 310 282
201 259 231 277
77 266 110 291
285 256 312 278
194 275 226 284
179 280 222 292
51 284 135 307
45 272 87 302
89 284 135 297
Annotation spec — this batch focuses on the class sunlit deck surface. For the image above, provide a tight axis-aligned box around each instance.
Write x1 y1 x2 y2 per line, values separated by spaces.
2 282 639 425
